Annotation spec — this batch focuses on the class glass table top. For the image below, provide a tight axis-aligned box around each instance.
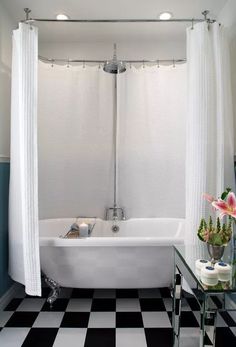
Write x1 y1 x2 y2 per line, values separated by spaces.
174 245 236 293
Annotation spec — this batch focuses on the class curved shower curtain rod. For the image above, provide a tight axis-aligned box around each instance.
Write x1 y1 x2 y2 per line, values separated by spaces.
22 9 215 24
30 9 214 66
39 55 186 65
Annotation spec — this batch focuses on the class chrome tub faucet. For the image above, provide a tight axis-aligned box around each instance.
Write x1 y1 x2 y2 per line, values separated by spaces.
105 206 126 221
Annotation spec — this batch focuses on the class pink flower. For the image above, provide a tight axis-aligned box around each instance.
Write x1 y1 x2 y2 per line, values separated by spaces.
203 193 215 203
203 229 210 242
212 192 236 219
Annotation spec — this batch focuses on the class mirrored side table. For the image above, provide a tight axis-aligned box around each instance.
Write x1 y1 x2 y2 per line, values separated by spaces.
173 245 236 347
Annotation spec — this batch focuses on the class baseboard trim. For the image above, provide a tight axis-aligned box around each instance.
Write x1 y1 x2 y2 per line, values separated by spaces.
0 155 10 163
0 283 23 310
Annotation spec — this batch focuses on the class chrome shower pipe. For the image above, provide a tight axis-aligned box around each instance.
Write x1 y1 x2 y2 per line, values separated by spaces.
106 74 126 221
113 74 118 210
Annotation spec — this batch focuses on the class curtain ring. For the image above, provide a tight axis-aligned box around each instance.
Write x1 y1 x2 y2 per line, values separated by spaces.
191 18 194 30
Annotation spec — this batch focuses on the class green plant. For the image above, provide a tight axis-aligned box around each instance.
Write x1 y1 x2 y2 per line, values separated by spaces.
197 216 232 246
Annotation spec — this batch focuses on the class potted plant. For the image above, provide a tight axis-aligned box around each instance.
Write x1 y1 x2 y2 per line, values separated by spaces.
197 188 235 262
197 216 232 263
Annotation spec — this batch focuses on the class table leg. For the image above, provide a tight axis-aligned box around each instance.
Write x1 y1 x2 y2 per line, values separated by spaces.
172 266 183 347
200 299 217 347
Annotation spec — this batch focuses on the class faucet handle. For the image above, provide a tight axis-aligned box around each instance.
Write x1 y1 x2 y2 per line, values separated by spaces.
119 207 126 220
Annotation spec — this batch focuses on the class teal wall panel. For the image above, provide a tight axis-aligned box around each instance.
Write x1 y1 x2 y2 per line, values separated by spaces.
0 162 12 297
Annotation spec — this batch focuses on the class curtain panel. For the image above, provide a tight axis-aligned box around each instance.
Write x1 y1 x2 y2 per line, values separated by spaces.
9 23 41 296
185 22 235 257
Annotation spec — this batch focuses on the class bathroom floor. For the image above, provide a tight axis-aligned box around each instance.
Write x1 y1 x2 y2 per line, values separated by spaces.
0 286 236 347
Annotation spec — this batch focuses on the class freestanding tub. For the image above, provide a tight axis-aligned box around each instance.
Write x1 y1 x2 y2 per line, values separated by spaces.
40 218 185 289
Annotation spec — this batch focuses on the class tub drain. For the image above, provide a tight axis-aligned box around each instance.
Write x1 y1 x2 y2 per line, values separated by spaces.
112 225 119 233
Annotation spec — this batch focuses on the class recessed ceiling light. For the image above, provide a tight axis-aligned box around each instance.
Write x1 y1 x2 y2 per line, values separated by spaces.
159 12 172 20
56 13 70 20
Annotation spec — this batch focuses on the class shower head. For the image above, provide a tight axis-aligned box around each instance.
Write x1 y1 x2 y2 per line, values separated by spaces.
103 60 126 74
103 44 126 74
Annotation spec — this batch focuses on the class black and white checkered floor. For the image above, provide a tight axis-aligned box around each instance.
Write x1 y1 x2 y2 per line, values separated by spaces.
0 286 236 347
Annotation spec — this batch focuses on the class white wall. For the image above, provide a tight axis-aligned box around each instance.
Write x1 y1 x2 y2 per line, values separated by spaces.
230 37 236 154
0 3 16 161
231 39 236 152
218 0 236 153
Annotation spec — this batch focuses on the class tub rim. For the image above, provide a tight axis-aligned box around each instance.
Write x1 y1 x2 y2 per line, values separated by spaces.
39 217 185 247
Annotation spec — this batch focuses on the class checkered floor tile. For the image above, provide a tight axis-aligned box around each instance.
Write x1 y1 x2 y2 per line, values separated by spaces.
0 286 236 347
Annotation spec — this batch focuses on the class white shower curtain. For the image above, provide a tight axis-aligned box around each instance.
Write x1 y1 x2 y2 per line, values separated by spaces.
9 23 41 296
38 63 114 219
118 65 187 218
185 22 235 255
38 63 186 219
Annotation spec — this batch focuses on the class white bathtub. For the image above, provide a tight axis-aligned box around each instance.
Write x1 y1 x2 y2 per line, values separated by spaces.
39 218 185 288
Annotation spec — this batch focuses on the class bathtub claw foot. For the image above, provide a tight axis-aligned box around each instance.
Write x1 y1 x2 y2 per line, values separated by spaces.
169 285 174 298
44 276 60 307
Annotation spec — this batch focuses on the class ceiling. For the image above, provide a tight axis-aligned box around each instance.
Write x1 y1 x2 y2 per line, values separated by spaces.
2 0 228 42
